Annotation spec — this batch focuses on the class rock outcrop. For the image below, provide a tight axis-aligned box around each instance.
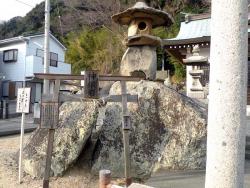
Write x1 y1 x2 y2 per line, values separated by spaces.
21 81 207 179
22 102 98 178
91 81 207 179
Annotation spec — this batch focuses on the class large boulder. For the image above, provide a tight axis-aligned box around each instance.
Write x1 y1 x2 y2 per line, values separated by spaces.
21 80 207 180
22 101 98 178
91 81 207 179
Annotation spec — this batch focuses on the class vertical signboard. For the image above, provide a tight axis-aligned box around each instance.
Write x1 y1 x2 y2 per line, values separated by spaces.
16 87 31 184
84 71 99 99
16 88 31 113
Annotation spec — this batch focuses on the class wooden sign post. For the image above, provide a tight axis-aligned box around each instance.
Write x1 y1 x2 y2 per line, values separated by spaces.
41 80 60 188
35 73 144 188
121 81 132 186
16 87 31 184
84 71 99 99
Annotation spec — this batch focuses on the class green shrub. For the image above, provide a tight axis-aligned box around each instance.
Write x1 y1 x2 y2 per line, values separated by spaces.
65 27 125 74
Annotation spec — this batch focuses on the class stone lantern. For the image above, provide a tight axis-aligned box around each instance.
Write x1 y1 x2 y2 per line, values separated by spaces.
183 45 208 98
112 1 173 79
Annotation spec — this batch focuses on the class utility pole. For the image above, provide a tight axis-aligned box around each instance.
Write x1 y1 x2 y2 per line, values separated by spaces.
205 0 248 188
43 1 51 187
43 0 50 94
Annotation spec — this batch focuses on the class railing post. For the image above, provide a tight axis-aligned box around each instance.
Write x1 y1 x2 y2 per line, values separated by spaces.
121 81 132 187
42 80 60 188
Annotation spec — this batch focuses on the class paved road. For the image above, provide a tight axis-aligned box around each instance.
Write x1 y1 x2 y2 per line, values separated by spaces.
146 161 250 188
0 115 38 136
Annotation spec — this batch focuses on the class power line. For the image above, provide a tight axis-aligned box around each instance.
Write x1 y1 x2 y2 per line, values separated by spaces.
14 0 34 8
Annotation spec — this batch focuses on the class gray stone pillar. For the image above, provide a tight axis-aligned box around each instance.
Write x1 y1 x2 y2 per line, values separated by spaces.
205 0 248 188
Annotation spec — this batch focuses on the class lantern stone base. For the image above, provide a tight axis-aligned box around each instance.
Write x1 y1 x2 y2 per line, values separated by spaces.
156 70 168 81
188 91 205 99
120 46 157 80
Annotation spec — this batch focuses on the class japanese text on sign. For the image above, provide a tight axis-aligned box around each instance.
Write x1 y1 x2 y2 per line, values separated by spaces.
16 88 31 113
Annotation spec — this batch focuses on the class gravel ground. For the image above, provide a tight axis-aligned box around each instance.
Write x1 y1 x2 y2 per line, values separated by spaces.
0 134 98 188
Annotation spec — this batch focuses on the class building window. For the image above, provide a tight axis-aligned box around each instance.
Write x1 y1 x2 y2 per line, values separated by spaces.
3 49 18 62
50 52 58 67
36 49 58 67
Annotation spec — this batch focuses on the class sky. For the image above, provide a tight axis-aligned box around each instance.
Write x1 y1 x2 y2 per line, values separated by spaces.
0 0 44 21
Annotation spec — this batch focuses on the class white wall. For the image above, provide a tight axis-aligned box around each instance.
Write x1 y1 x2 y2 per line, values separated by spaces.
0 41 27 81
26 35 71 75
0 35 70 101
0 35 71 82
25 55 71 76
27 35 65 64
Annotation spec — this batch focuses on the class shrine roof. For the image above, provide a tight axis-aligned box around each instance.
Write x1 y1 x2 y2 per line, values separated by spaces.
164 12 250 47
163 14 211 46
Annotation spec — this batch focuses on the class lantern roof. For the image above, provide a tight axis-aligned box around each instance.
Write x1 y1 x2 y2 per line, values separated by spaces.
126 34 161 47
183 45 208 65
112 2 173 28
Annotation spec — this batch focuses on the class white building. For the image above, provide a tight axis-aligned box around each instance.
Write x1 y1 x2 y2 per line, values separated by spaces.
0 33 71 103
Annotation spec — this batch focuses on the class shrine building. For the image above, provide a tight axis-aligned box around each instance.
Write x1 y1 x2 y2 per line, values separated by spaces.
164 12 250 105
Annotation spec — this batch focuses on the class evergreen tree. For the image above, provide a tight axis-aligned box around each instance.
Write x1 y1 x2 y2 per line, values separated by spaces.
65 27 125 74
